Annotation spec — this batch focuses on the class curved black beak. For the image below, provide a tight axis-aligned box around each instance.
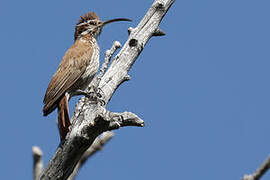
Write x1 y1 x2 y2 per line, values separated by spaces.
101 18 132 27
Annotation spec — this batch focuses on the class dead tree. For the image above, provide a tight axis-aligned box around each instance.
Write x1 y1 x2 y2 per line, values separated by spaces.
33 0 175 179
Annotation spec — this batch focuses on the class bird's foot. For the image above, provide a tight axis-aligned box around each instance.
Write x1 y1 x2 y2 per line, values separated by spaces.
95 87 106 106
74 87 105 105
96 87 104 98
72 88 96 101
84 86 97 101
73 89 89 97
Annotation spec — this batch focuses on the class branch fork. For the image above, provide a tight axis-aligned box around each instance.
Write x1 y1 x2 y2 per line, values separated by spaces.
36 0 175 179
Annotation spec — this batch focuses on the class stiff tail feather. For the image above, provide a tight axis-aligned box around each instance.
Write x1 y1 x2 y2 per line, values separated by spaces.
57 95 71 141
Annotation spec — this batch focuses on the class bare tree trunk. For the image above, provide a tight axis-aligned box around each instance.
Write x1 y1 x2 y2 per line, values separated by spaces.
67 131 114 180
37 0 175 179
33 132 114 180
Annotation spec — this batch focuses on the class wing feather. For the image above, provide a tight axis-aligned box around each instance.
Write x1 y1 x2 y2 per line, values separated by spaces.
43 40 92 115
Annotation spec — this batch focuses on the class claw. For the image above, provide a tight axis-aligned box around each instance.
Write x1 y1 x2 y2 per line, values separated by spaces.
97 98 106 106
96 88 104 98
72 90 89 97
74 86 106 105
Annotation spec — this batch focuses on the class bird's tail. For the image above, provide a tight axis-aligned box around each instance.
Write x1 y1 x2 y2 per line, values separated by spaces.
57 95 71 141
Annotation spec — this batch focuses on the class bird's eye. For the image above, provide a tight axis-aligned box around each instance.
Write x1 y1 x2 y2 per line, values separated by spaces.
89 20 97 25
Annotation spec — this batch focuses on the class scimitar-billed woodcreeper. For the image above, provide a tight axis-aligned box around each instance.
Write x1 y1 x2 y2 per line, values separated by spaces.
43 12 131 141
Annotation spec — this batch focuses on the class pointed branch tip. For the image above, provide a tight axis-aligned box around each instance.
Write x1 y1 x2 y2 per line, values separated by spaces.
114 41 121 48
128 27 135 35
153 29 166 36
32 146 43 157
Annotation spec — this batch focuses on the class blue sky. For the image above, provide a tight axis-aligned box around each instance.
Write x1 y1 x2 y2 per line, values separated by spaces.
1 0 270 179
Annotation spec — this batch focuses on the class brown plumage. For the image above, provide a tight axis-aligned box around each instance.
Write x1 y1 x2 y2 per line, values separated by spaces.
43 12 98 141
43 11 131 141
43 38 93 116
43 33 96 141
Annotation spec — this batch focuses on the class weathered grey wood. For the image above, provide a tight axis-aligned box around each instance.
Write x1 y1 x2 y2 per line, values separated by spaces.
38 0 175 179
32 132 114 180
99 0 174 104
67 132 114 180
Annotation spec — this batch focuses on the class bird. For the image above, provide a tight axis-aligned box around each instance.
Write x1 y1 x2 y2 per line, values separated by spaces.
43 12 131 141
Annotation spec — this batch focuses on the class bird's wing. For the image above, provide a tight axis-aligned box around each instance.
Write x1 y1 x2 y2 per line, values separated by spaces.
43 40 92 115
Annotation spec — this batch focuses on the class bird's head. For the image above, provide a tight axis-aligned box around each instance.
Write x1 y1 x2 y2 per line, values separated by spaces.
74 12 131 40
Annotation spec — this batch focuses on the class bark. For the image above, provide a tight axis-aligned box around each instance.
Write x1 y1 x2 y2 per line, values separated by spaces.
33 132 114 180
38 0 175 179
67 131 114 180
